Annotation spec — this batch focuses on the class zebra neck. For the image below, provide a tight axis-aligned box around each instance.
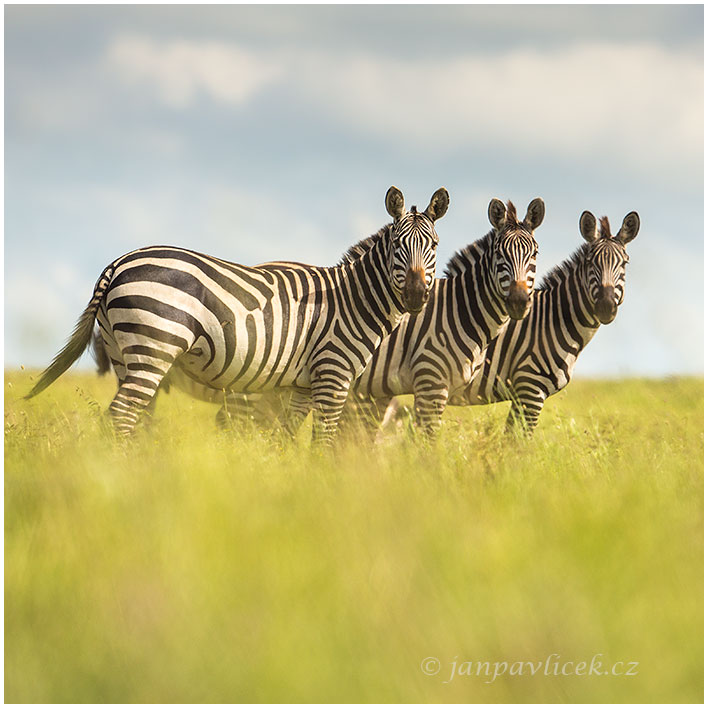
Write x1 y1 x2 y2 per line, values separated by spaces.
443 245 508 347
541 263 600 352
338 237 405 334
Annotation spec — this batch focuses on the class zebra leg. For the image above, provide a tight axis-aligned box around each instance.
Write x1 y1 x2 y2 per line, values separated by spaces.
215 392 253 430
336 396 360 436
281 389 313 438
108 365 171 436
141 389 161 429
309 371 353 447
412 385 449 439
505 388 544 435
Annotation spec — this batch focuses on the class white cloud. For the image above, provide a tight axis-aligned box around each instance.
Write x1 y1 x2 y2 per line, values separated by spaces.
101 34 701 179
296 42 701 175
106 35 284 107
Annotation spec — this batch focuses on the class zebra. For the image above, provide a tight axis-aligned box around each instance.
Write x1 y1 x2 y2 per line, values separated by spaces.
442 209 640 433
207 197 545 438
26 186 449 446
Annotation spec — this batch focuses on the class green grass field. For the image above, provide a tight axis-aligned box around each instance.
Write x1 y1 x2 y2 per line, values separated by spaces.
5 370 703 702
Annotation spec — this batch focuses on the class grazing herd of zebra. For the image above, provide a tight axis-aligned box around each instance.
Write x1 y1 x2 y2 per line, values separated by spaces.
27 186 639 446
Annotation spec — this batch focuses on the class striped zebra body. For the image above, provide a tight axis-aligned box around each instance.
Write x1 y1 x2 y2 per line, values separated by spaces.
448 210 640 433
28 186 447 446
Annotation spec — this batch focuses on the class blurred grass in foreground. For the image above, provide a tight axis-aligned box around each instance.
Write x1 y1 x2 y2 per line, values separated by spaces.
5 370 703 702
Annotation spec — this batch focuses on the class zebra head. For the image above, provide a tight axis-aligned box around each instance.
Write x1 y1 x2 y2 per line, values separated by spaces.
488 197 544 320
385 186 448 314
579 210 640 325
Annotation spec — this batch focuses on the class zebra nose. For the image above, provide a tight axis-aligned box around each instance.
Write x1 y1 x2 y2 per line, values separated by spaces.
505 280 530 320
596 286 617 324
402 267 428 314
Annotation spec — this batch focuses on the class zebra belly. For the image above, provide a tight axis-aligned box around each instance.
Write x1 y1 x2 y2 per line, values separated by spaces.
166 366 226 403
452 378 492 406
354 362 412 399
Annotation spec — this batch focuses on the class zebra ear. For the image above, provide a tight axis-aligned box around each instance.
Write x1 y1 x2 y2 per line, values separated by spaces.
488 198 507 229
424 187 450 222
617 211 640 244
385 186 405 220
523 198 545 231
579 211 598 242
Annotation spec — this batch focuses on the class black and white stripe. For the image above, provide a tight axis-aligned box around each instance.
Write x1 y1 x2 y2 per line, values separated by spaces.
449 210 640 433
26 186 448 445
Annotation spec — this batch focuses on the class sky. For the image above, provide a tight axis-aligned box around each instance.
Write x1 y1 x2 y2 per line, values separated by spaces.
4 4 704 377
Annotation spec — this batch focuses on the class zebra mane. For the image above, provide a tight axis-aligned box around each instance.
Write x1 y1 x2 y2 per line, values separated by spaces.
538 218 620 291
443 230 495 278
599 216 612 239
338 224 390 266
537 244 588 291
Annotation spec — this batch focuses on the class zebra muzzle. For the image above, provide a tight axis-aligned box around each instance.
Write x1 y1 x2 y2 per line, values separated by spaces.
595 286 618 324
402 267 428 314
505 281 530 320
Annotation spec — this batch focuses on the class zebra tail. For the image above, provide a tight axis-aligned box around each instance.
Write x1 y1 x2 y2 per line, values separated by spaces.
90 328 111 375
25 265 115 399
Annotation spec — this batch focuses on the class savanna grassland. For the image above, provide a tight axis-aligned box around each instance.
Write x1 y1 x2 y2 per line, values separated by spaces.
5 370 703 702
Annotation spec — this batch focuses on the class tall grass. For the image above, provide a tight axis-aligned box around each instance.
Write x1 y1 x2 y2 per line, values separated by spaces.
5 371 703 702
